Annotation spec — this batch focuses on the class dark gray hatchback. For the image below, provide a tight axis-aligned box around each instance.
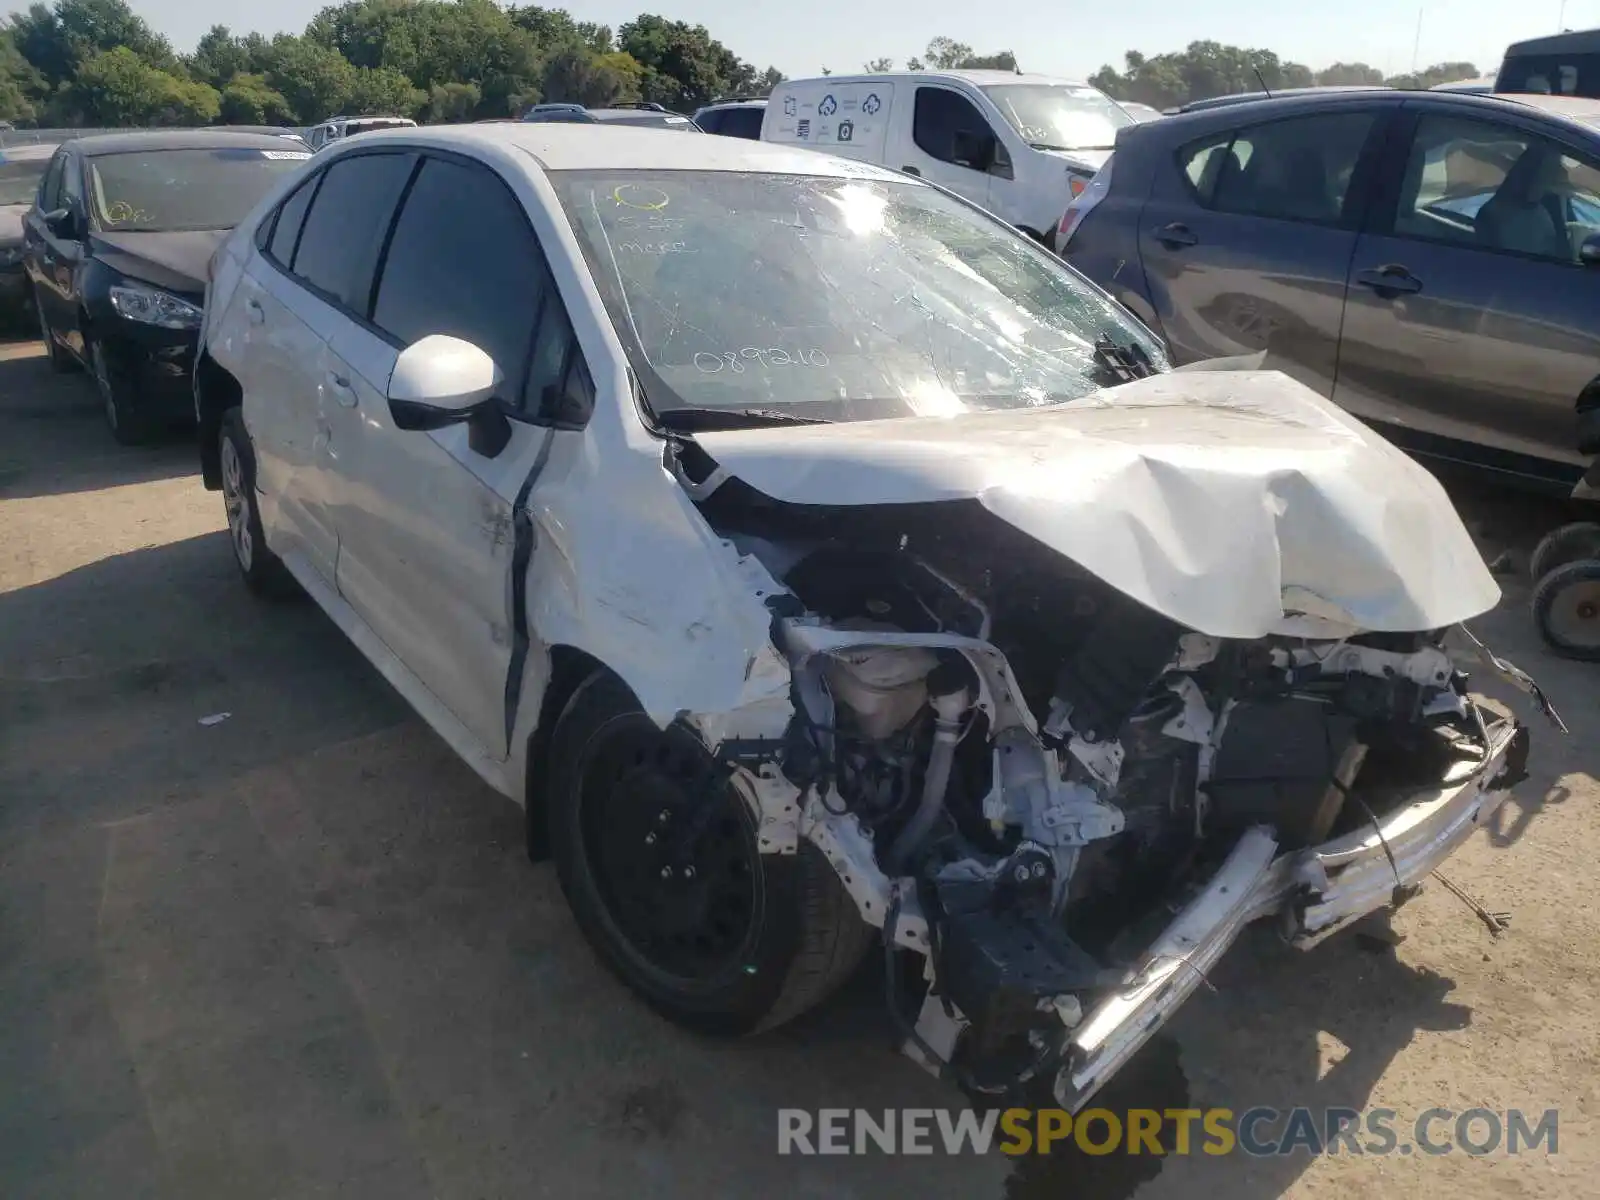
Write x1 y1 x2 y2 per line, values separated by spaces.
1060 88 1600 495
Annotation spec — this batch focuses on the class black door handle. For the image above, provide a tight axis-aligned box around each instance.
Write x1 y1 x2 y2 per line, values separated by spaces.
901 165 921 176
1355 264 1422 296
1154 222 1198 248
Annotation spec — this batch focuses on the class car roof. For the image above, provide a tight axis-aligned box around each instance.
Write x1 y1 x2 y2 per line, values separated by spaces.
1177 85 1392 113
67 129 307 156
696 98 768 111
1139 88 1600 144
782 70 1088 89
332 122 911 179
1504 27 1600 55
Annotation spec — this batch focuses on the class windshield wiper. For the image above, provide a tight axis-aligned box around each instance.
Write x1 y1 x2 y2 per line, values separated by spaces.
657 407 830 432
1092 335 1157 383
1028 141 1072 151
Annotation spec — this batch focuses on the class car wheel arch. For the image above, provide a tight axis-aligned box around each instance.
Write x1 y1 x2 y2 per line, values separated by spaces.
522 644 613 862
195 351 243 490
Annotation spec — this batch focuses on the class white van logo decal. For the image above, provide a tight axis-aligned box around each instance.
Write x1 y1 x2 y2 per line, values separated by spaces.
783 96 798 116
819 94 838 116
862 93 883 115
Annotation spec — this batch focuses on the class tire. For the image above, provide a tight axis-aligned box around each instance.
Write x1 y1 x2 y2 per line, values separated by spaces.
1529 522 1600 583
218 408 298 599
34 292 76 374
1531 558 1600 662
546 670 872 1036
88 334 152 445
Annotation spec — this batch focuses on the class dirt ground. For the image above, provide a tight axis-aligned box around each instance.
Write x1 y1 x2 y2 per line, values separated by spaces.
1 337 1595 1200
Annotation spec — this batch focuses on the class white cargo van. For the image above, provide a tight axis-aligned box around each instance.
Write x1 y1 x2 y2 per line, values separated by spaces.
761 71 1133 241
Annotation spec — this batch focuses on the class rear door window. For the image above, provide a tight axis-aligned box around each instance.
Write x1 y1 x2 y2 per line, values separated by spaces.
37 153 64 210
262 172 319 262
291 151 414 313
1178 111 1376 225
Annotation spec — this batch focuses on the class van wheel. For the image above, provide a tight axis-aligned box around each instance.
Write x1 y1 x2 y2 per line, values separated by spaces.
218 408 297 598
546 670 872 1035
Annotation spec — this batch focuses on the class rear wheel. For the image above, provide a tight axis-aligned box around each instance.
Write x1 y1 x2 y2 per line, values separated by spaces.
546 670 871 1035
218 408 297 598
1532 558 1600 662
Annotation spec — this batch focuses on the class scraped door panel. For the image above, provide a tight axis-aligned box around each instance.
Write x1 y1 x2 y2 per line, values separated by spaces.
318 314 530 758
237 263 340 584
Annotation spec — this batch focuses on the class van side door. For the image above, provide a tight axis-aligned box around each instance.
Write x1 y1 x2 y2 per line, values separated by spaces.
900 84 1003 212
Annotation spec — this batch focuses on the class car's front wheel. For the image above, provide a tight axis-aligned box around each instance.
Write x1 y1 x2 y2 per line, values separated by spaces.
546 670 872 1036
88 335 152 445
218 408 297 598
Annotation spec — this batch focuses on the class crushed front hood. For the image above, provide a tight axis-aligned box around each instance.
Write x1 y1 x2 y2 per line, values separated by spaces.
691 371 1501 639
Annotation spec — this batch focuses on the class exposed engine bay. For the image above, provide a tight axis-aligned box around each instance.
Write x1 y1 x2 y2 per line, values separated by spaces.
678 460 1535 1109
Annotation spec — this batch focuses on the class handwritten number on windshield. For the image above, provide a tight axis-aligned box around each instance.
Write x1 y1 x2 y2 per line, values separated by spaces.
694 348 830 374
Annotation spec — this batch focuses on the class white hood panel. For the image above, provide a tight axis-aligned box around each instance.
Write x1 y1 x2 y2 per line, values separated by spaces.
692 371 1501 639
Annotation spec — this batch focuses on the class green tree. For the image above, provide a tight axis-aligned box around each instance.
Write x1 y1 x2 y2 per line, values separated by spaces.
1315 61 1386 87
618 14 773 109
263 35 357 123
58 45 218 125
541 46 642 107
423 79 480 121
0 26 45 123
906 37 1017 72
345 65 424 116
10 0 172 88
863 57 893 73
219 72 293 124
1387 61 1479 90
1091 41 1315 108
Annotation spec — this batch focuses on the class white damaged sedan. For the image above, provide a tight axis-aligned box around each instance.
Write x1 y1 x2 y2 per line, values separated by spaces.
196 124 1541 1109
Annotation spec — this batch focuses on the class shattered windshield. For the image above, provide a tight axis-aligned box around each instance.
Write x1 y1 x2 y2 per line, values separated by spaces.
982 84 1133 151
551 170 1165 422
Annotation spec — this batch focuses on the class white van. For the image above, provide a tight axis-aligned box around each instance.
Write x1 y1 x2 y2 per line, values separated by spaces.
761 71 1133 241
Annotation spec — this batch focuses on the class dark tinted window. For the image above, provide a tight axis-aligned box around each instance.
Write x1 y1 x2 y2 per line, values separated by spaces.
264 172 319 264
60 155 83 209
37 154 64 210
913 87 998 168
1182 112 1375 225
293 152 414 311
1498 52 1600 97
372 155 553 408
718 107 765 139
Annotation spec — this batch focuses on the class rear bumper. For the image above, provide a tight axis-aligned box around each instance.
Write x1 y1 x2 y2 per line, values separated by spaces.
1057 715 1528 1111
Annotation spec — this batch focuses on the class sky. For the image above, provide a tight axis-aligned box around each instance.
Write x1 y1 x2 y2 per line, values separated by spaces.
44 0 1600 83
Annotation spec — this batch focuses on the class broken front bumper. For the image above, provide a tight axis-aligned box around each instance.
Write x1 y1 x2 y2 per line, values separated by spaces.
1055 714 1529 1112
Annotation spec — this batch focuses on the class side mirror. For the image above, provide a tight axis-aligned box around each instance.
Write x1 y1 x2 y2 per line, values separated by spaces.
952 129 995 172
388 334 512 457
43 207 79 240
1580 232 1600 266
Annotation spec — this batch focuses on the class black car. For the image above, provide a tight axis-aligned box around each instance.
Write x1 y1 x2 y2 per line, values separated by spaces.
22 130 312 443
1059 89 1600 496
691 96 767 139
